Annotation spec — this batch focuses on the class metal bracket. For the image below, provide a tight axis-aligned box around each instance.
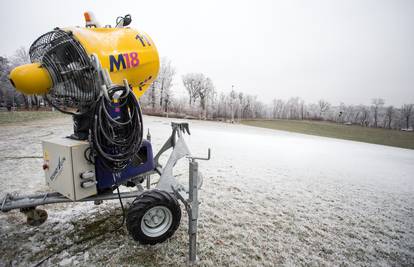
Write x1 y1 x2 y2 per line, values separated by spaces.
49 156 66 181
1 193 11 212
187 148 211 161
171 122 190 136
90 53 113 102
153 122 191 169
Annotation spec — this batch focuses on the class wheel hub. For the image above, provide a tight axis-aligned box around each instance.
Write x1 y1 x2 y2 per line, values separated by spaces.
141 206 173 237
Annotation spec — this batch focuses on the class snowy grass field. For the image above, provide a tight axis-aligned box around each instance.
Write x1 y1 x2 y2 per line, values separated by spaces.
0 115 413 266
242 119 414 150
0 111 65 125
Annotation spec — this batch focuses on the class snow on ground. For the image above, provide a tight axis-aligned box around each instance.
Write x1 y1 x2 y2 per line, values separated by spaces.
0 115 413 266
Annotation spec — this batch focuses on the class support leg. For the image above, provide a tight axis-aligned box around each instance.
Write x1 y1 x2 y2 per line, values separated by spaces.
146 130 152 190
146 175 151 189
188 160 199 264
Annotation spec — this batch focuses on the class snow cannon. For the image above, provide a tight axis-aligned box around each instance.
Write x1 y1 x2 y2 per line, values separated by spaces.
9 12 159 109
9 63 52 95
2 12 210 264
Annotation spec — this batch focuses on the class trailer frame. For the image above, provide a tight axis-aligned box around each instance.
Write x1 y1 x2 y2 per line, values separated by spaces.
0 122 210 264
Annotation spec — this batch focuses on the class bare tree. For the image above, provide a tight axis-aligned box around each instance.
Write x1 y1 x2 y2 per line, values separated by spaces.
182 73 204 106
0 56 9 105
229 88 237 122
318 99 331 119
286 97 300 120
271 99 277 119
300 99 305 120
11 47 31 109
11 47 30 66
199 77 214 118
149 82 157 109
156 58 175 111
401 104 413 129
358 106 370 126
371 98 385 128
0 56 18 110
272 99 285 119
237 92 243 121
217 92 227 119
163 86 173 113
347 105 358 124
384 106 394 129
199 78 213 110
338 102 350 123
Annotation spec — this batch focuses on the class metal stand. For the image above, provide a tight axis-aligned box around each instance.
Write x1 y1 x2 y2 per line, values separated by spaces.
188 160 199 264
174 149 210 265
146 129 152 189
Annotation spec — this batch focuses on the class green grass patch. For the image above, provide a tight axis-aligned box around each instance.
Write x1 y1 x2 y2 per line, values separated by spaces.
242 119 414 150
0 111 65 125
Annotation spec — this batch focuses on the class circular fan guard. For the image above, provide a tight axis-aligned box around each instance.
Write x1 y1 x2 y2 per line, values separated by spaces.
29 29 100 115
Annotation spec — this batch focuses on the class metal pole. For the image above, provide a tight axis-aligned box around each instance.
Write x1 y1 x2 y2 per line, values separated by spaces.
231 85 234 123
188 160 199 264
146 175 151 189
146 129 151 189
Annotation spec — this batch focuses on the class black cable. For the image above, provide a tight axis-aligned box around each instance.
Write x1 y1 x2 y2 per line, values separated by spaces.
83 146 94 164
115 14 131 27
115 186 126 226
113 172 126 227
91 85 143 172
115 16 124 27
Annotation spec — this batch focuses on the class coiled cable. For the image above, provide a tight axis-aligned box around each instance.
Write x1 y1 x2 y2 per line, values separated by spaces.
91 85 143 172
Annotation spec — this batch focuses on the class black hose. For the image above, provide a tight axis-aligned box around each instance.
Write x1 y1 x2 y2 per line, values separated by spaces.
91 85 143 172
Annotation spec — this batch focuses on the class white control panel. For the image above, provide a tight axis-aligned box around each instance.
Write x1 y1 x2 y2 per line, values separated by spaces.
42 137 97 201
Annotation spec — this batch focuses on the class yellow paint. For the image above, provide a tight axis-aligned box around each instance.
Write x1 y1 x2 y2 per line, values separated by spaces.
9 25 159 100
67 27 159 99
9 63 52 95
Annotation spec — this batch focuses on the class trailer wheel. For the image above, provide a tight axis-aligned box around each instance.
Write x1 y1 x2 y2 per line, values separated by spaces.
126 189 181 245
24 208 48 226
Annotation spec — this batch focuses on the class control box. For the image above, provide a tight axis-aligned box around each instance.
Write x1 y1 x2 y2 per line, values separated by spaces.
42 137 97 201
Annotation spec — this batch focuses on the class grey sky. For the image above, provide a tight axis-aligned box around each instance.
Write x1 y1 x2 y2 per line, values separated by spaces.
1 0 413 106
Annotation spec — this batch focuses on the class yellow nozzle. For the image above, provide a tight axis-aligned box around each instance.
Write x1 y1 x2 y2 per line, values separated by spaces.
9 63 52 95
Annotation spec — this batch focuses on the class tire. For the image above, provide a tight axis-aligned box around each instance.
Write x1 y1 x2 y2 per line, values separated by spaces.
126 189 181 245
25 208 48 226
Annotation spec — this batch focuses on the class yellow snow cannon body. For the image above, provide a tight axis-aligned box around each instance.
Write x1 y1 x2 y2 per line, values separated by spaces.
9 20 159 100
68 26 160 98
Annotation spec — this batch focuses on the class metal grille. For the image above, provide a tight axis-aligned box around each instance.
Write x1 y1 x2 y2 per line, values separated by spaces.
29 29 100 114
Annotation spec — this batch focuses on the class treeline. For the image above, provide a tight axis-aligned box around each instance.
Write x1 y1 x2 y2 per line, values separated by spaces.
140 59 269 122
269 98 414 130
1 49 413 130
141 58 414 130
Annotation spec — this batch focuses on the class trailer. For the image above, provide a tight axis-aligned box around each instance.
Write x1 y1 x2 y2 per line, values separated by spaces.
1 122 210 264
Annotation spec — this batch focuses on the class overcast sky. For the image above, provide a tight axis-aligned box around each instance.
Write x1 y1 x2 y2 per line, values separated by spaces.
1 0 413 106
